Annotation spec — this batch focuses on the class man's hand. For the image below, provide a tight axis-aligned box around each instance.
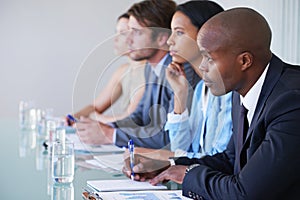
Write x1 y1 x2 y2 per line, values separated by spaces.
149 165 187 185
123 154 171 181
123 147 175 161
75 117 113 145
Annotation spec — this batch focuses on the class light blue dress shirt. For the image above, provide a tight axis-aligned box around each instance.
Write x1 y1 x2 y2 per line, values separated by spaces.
114 55 201 149
165 80 233 158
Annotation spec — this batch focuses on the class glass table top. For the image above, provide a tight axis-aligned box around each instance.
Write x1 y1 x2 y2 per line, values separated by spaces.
0 119 125 200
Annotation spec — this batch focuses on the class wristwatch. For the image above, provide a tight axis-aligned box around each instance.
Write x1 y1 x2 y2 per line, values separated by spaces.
185 164 201 174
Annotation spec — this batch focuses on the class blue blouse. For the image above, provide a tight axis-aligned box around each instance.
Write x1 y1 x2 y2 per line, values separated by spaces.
165 80 233 158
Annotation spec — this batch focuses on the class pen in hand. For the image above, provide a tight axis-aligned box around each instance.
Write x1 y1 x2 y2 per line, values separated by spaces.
66 114 79 125
128 139 135 180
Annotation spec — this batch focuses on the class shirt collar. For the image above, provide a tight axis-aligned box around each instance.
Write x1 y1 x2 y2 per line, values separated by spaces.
240 63 269 125
150 53 168 77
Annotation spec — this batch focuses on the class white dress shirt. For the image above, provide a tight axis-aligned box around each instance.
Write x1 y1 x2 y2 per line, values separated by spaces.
241 64 269 126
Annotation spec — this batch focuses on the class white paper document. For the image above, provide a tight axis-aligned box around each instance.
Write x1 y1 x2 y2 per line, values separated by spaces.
93 153 124 171
95 190 190 200
85 159 108 169
87 179 168 192
66 134 124 153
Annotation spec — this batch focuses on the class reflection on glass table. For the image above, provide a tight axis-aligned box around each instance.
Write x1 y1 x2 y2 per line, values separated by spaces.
0 119 126 200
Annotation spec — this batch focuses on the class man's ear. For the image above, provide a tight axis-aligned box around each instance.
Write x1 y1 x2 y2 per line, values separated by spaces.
238 52 253 71
156 32 170 50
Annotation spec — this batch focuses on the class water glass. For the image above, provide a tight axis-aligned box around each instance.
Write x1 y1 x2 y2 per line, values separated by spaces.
19 100 35 129
32 108 53 139
19 129 36 157
46 117 65 142
52 141 75 183
46 119 57 142
35 139 48 171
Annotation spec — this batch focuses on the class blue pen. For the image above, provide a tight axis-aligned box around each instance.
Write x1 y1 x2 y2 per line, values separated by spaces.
128 139 135 180
67 114 79 123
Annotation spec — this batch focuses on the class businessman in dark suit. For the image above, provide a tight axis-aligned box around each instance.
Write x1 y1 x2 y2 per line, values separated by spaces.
124 7 300 199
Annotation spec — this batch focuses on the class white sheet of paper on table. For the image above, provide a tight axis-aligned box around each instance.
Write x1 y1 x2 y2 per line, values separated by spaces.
87 179 167 192
66 134 124 153
85 159 108 168
92 153 124 171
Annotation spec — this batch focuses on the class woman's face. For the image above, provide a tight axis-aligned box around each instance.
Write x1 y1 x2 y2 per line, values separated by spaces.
167 11 202 74
114 17 129 55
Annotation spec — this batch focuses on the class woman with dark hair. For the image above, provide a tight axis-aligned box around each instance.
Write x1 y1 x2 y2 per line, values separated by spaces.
165 0 232 158
125 0 232 161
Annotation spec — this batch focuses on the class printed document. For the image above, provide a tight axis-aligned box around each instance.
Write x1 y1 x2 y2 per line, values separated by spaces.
94 190 190 200
87 179 167 192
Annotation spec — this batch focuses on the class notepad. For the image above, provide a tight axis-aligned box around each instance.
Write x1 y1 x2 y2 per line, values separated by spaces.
87 179 168 192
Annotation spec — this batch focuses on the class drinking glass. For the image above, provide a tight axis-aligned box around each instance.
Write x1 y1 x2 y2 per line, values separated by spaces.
51 141 74 183
19 100 35 129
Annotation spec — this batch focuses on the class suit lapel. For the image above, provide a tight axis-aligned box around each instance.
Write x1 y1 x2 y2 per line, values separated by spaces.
239 55 284 170
244 54 284 145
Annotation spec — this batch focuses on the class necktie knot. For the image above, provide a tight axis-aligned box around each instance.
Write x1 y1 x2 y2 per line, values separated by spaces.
240 103 249 133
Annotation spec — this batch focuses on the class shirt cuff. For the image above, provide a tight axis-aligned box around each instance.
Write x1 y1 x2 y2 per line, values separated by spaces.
167 109 189 123
168 158 176 166
112 128 117 144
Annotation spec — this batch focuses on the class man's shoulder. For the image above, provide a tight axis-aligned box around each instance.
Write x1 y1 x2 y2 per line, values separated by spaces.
266 55 300 91
280 63 300 88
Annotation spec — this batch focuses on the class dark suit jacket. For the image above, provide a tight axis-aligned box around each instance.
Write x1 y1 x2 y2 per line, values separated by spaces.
114 54 201 149
176 54 300 200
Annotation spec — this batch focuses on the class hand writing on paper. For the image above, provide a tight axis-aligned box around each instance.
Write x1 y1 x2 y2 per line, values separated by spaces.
123 154 170 181
75 117 113 145
123 147 175 161
149 165 187 185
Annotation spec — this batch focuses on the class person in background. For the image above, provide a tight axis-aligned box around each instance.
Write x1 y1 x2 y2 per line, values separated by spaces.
125 0 232 161
124 7 300 199
68 13 146 124
75 0 201 148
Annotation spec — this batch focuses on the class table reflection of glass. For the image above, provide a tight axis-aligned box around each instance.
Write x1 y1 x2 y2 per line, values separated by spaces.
51 182 74 200
1 119 126 199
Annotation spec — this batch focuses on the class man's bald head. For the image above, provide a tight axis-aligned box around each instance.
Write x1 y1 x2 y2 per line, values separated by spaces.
199 8 272 66
197 8 273 96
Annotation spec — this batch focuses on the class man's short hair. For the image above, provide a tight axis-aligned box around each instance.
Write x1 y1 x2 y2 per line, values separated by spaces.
127 0 176 29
